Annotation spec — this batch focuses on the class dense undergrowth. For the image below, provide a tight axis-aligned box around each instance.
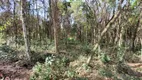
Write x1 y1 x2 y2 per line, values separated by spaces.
0 38 142 80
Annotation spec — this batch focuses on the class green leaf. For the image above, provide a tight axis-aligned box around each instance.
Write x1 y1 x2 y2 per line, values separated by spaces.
101 54 111 63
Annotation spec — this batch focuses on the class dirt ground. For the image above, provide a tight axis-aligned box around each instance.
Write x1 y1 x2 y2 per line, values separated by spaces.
0 61 32 80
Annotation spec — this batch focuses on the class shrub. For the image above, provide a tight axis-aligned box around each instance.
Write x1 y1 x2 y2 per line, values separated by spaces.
30 55 77 80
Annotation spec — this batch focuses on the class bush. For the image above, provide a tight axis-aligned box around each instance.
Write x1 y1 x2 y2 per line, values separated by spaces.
30 55 77 80
0 45 17 61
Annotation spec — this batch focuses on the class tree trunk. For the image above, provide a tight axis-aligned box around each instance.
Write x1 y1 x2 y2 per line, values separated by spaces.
20 0 31 61
51 0 59 53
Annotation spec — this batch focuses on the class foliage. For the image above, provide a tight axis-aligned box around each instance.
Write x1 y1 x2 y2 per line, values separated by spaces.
0 20 12 31
0 45 17 61
81 63 91 71
100 52 111 64
30 55 77 80
98 67 114 78
81 44 92 54
65 69 77 78
117 46 126 62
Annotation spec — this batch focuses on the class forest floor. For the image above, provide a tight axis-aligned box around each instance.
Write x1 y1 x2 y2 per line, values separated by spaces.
0 61 32 80
0 60 142 80
0 45 142 80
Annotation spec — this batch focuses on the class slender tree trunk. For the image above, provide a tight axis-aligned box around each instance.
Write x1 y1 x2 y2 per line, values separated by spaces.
20 0 31 61
13 0 17 47
118 15 124 47
49 0 53 42
51 0 59 53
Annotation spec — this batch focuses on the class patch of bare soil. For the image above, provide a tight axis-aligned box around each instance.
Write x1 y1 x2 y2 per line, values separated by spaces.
0 61 32 80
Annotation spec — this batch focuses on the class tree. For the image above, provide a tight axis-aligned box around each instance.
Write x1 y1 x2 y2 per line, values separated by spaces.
20 0 31 61
51 0 59 53
87 0 124 64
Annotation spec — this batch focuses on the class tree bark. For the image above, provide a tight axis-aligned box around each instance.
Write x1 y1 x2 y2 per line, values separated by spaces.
51 0 59 53
20 0 31 61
